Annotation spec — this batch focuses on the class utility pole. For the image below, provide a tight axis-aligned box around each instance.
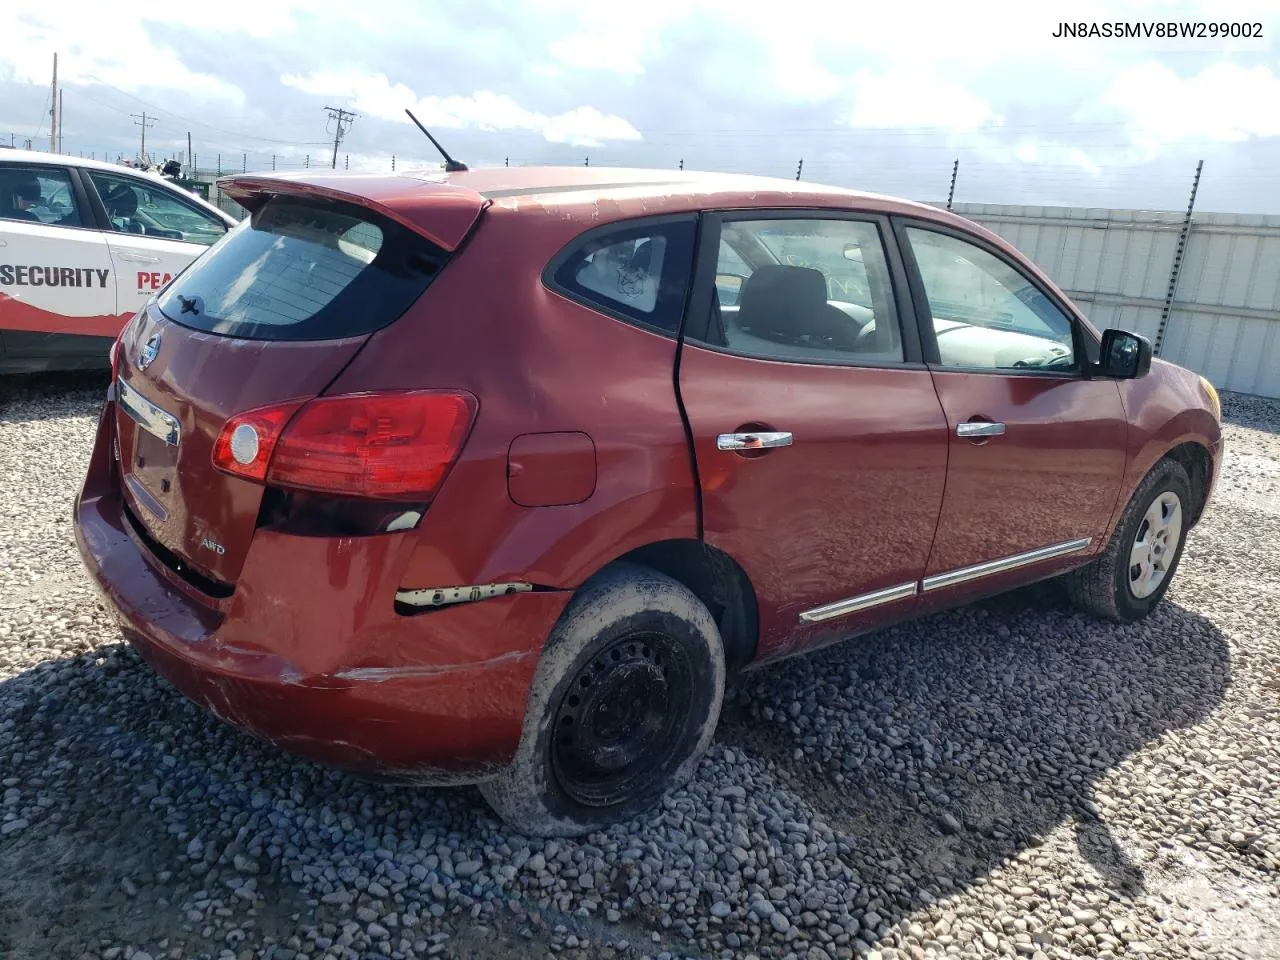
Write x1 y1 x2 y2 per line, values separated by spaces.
946 159 959 210
49 53 57 153
57 89 64 153
132 111 156 165
323 106 357 169
1154 160 1204 357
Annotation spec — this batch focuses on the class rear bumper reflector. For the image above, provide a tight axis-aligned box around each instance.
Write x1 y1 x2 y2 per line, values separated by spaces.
396 582 533 609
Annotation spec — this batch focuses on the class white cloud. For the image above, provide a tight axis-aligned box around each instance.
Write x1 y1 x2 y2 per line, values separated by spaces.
280 69 642 147
548 33 645 75
845 69 1001 131
0 11 247 107
1095 62 1280 143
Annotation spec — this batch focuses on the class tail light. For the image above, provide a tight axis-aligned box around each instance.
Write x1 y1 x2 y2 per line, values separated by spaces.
109 334 122 380
212 390 478 501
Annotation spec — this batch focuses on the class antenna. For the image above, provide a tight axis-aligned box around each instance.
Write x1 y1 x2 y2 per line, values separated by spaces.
404 109 468 172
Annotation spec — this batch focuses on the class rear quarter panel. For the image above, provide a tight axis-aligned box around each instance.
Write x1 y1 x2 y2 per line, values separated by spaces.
323 202 700 592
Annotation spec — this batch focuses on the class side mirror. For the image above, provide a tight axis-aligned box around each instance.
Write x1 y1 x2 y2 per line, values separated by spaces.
715 273 745 307
1097 329 1152 379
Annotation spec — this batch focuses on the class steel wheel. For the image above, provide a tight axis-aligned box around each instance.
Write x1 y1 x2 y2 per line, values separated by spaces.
1128 490 1183 599
550 631 694 808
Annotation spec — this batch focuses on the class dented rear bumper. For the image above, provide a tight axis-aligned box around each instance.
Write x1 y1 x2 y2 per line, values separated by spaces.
73 394 570 782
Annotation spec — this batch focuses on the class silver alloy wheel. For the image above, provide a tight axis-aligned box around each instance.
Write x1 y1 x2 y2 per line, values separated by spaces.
1128 491 1183 599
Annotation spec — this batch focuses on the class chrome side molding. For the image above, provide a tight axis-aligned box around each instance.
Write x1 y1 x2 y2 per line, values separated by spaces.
797 537 1093 625
798 581 918 623
921 537 1092 593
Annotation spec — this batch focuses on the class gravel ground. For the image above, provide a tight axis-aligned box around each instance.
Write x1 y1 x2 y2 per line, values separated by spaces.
1 372 1278 960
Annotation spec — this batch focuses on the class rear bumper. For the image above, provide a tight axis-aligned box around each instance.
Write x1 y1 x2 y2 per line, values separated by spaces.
74 394 570 783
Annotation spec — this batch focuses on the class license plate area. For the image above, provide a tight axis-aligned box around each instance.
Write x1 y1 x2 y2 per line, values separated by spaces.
117 377 181 523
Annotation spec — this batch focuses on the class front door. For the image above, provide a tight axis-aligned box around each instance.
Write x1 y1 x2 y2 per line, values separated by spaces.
897 221 1129 605
82 169 230 316
678 212 950 662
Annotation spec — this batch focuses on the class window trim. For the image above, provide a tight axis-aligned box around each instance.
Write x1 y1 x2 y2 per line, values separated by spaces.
541 212 700 339
0 162 96 233
892 215 1100 378
681 208 925 370
82 168 230 245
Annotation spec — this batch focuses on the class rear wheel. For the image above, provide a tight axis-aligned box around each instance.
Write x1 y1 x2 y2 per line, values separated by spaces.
479 563 725 837
1066 458 1192 622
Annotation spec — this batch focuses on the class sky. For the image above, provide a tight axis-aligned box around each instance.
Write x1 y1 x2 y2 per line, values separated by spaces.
1 0 1278 214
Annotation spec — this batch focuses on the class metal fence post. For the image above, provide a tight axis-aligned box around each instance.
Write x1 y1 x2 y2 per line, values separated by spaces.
1154 160 1204 357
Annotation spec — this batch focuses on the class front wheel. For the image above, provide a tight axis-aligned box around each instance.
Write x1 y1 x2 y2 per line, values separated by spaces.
1066 458 1192 622
479 563 726 837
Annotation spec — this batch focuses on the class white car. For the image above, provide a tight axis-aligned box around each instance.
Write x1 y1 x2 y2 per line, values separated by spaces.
0 150 238 374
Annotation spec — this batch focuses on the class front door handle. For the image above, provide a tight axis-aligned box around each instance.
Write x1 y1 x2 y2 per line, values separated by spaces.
717 431 793 451
957 421 1006 438
118 253 160 263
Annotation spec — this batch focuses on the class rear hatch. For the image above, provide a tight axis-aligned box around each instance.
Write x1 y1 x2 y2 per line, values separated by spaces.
112 175 485 589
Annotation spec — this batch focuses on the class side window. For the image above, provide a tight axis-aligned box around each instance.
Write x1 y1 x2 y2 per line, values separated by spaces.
905 227 1076 372
88 172 228 246
692 218 904 365
549 218 696 334
0 167 83 227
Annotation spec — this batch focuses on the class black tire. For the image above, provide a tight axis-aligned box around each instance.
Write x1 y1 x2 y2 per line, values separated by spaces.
1065 457 1193 623
479 562 726 837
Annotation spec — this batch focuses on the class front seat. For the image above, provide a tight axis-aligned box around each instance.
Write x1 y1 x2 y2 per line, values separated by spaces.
735 264 858 349
103 184 140 231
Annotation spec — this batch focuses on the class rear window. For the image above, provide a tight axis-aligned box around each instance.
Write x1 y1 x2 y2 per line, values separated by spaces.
155 195 448 341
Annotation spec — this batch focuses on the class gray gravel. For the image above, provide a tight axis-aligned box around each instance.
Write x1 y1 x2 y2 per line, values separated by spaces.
2 372 1279 960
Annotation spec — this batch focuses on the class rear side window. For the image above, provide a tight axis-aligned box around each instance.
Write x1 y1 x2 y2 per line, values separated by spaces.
547 217 696 335
0 166 82 227
155 195 447 341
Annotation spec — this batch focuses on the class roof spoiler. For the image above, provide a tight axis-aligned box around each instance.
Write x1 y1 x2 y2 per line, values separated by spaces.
217 174 489 253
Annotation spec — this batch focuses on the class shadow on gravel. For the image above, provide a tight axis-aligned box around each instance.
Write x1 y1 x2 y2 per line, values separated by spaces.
719 578 1231 933
0 578 1230 959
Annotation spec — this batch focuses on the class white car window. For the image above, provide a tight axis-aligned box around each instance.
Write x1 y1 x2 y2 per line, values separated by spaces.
88 172 227 246
0 166 83 228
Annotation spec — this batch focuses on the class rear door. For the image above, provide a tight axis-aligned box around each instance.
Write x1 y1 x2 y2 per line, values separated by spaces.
896 219 1128 605
81 168 231 317
113 182 484 588
0 162 118 356
677 211 950 662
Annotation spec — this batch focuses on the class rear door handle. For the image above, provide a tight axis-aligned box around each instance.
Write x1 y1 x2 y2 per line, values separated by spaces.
717 431 793 451
118 253 160 263
957 421 1006 438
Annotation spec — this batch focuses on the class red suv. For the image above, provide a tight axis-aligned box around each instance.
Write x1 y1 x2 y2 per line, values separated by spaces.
74 166 1223 837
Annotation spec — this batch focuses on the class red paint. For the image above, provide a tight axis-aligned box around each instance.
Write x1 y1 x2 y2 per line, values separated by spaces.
0 292 132 337
138 271 173 291
74 167 1224 784
507 433 598 507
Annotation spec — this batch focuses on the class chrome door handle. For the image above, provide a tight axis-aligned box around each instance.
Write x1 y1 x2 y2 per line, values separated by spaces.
118 253 160 263
717 431 793 451
957 421 1006 438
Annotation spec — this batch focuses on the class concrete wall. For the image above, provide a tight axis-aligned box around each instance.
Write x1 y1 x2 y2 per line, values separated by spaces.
948 203 1280 399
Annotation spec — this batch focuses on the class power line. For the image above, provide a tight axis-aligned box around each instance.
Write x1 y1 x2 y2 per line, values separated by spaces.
324 106 357 170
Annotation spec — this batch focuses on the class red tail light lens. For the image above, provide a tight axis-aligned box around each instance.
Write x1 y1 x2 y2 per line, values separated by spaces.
212 391 478 501
211 401 306 482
